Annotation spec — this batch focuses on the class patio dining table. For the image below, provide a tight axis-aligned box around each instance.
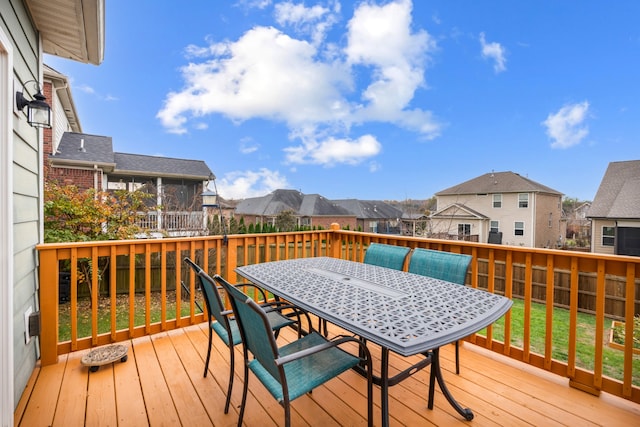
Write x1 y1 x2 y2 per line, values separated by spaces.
236 256 512 426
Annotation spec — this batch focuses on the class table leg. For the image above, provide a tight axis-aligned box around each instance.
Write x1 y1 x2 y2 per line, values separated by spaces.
381 348 390 427
429 347 474 421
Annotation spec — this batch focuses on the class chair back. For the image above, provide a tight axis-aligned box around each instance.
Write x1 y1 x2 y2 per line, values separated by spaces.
216 275 282 382
184 258 228 326
408 248 471 285
363 243 410 270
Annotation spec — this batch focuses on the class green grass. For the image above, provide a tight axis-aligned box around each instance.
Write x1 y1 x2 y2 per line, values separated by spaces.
477 298 640 386
58 290 202 342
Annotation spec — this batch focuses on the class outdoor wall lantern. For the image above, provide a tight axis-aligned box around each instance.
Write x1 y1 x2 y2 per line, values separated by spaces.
201 190 219 208
16 80 51 128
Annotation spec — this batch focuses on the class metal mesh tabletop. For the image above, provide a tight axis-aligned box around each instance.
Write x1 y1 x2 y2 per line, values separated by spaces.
236 257 512 356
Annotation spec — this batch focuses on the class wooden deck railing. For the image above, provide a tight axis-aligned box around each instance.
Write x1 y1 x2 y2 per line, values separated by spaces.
36 224 640 404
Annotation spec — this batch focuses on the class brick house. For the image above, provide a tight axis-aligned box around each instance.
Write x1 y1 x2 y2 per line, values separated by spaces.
235 189 357 230
42 67 214 236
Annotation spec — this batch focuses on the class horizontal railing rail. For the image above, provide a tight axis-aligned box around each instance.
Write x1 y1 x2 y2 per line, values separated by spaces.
36 224 640 404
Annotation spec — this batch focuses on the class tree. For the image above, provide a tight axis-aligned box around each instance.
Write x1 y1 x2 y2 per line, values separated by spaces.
44 182 153 300
44 182 152 242
275 210 297 232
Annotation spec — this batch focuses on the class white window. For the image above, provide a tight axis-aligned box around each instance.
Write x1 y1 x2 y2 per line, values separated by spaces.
515 221 525 236
458 223 471 236
490 221 499 233
493 194 502 208
518 193 529 208
602 226 615 246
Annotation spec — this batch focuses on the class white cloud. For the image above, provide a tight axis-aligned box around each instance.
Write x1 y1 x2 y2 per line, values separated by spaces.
157 0 440 162
216 168 289 199
156 26 351 135
77 84 96 94
479 32 507 73
345 0 439 135
274 1 340 45
239 138 259 154
284 134 382 165
542 101 590 149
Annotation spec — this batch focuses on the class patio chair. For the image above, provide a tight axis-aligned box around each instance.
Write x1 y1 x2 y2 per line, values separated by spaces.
183 258 302 413
215 274 374 427
363 242 411 270
408 248 472 374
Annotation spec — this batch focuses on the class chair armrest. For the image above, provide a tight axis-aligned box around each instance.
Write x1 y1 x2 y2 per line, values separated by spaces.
232 283 269 302
275 334 370 366
261 301 313 334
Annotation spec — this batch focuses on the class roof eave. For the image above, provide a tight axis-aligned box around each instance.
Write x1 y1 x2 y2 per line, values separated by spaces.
27 0 105 65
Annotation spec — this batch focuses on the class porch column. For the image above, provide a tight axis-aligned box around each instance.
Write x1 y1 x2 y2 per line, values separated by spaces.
156 177 162 230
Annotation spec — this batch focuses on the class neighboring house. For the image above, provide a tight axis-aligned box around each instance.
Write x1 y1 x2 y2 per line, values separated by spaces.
401 213 430 237
235 189 357 230
332 199 404 234
566 201 592 245
42 66 215 236
587 160 640 256
1 1 104 422
47 131 214 236
432 171 564 248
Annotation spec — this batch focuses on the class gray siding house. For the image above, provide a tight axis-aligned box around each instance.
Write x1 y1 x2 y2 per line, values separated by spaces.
1 0 104 422
588 160 640 256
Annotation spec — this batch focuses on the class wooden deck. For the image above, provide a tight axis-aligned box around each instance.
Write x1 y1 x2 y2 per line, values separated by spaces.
14 321 640 426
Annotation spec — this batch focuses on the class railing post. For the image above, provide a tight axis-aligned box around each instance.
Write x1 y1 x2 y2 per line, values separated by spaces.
329 223 341 259
38 247 59 366
227 238 238 282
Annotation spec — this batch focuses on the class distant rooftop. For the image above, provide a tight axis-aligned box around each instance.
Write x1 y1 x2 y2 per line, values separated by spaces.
436 171 562 196
51 132 212 180
588 160 640 219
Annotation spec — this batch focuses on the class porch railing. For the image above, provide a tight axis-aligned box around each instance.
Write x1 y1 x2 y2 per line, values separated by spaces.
136 211 205 233
36 224 640 404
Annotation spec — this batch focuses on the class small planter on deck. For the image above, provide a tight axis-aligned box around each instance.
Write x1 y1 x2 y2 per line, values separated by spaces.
608 319 640 355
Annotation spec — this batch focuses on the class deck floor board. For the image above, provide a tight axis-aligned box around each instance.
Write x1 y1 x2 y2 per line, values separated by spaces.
15 322 640 426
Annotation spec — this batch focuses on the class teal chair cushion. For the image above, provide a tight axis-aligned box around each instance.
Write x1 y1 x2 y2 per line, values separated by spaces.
248 332 360 402
363 243 410 270
408 248 471 285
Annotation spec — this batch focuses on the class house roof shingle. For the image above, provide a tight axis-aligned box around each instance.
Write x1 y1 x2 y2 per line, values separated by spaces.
436 171 562 196
53 132 114 164
51 132 213 180
113 153 212 179
588 160 640 219
236 189 353 217
332 199 403 219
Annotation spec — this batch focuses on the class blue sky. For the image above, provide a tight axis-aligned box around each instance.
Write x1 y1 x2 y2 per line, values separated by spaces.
45 0 640 201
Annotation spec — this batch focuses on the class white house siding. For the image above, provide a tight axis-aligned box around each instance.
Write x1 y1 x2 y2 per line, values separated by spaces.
1 0 43 415
52 89 69 150
591 219 616 255
435 192 562 248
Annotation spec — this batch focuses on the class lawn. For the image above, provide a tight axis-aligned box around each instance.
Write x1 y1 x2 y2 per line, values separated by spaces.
477 298 640 386
58 290 203 342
